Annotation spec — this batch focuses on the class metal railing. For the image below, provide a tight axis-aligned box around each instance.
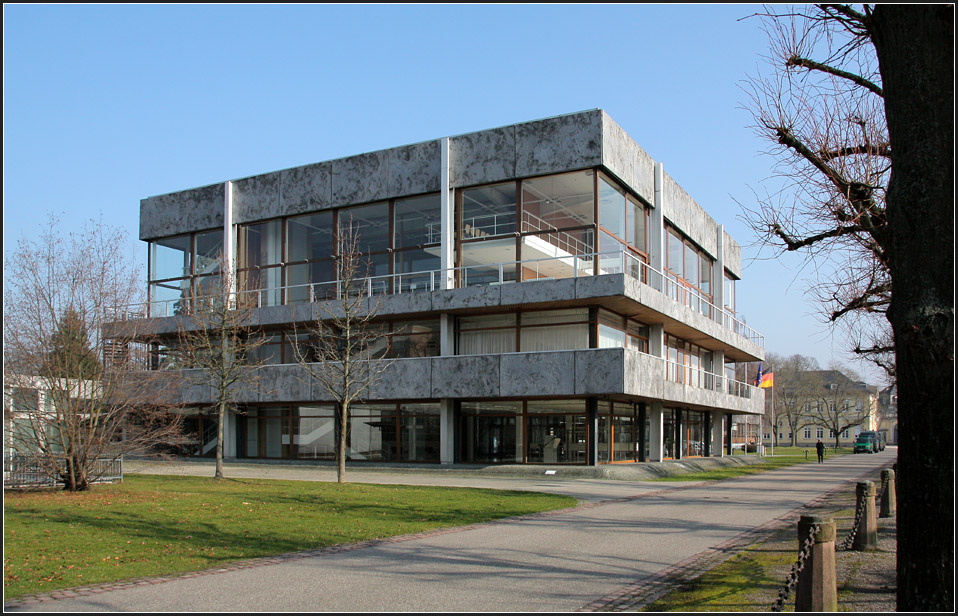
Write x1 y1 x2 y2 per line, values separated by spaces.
3 454 123 488
663 358 755 399
123 249 764 347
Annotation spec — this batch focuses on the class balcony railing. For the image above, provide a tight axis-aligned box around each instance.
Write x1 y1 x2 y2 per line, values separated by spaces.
663 358 755 400
125 249 763 348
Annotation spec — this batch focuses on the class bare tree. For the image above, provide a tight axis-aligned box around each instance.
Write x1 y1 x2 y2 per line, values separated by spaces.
765 353 821 446
171 257 268 479
803 366 875 449
742 5 892 377
291 223 393 484
3 215 183 491
742 6 953 608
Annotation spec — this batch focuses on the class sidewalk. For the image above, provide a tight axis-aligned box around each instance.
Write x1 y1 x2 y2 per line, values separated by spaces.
5 451 897 612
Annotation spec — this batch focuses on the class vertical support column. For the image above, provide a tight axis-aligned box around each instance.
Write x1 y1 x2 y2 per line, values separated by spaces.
439 138 457 465
638 402 648 462
224 181 236 299
650 163 665 275
648 402 664 462
675 409 683 460
223 412 236 458
440 399 456 465
439 137 455 291
711 410 725 457
587 397 598 466
725 413 733 455
713 225 725 323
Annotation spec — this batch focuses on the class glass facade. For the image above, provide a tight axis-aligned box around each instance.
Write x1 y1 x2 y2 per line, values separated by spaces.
240 403 440 462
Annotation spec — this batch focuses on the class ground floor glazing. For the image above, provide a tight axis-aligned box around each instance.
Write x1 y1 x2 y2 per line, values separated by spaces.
180 398 741 465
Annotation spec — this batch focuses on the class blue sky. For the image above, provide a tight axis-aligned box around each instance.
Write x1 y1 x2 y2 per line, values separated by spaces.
2 4 884 383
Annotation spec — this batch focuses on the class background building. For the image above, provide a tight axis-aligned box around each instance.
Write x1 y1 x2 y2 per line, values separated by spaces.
763 369 880 449
107 109 766 465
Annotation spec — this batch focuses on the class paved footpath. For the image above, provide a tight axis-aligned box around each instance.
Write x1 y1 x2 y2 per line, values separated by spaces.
6 450 896 613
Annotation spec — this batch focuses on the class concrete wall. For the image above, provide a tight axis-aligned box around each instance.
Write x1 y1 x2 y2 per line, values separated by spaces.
162 348 763 417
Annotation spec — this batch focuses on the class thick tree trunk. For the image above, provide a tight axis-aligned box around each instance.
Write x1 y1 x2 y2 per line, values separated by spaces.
871 6 954 611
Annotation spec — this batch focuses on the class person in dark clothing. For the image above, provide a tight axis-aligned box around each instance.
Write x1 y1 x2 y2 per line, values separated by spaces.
816 439 825 463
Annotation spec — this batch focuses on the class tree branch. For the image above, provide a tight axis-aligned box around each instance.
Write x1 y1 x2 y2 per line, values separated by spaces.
787 55 884 97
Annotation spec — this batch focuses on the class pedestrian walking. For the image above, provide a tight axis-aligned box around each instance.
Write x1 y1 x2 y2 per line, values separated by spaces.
816 439 825 463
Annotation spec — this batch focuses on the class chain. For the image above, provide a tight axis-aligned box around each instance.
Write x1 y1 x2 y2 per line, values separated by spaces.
876 470 889 504
838 486 868 551
771 523 821 612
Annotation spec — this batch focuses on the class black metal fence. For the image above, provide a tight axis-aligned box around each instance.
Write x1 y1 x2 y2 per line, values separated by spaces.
3 454 123 488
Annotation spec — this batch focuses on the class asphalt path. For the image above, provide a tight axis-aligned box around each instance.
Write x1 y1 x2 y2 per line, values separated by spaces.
8 449 896 612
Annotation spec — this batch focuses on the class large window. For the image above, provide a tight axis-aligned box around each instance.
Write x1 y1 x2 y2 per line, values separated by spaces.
460 399 588 465
666 334 713 388
148 230 224 317
241 403 440 462
234 193 442 303
665 225 714 315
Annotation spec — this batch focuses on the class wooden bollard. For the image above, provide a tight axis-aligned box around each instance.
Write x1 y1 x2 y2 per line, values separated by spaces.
796 515 837 612
852 481 878 550
880 469 896 518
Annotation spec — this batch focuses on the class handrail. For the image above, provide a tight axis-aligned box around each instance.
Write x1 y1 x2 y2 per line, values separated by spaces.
123 249 764 347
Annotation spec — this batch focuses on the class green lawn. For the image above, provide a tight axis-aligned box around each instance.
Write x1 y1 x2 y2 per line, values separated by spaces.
3 474 576 600
653 447 854 482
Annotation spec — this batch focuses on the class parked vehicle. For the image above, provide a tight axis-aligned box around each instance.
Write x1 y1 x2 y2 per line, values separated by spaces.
854 431 880 454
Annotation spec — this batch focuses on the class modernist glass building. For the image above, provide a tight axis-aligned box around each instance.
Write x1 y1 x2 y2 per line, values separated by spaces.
118 110 766 465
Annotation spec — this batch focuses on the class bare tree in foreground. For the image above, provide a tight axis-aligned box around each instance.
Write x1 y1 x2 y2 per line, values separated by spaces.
3 216 183 491
172 258 268 479
742 5 953 609
292 223 392 484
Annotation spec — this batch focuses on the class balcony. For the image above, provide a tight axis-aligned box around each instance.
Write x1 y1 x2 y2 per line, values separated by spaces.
124 249 764 351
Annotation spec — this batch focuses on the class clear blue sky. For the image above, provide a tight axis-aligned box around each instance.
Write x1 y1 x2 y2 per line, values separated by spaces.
2 4 885 383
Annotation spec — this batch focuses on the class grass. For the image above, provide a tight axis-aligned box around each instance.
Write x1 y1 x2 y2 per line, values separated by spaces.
652 447 854 482
3 474 576 600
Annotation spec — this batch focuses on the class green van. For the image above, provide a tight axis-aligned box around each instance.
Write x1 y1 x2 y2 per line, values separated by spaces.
854 431 880 454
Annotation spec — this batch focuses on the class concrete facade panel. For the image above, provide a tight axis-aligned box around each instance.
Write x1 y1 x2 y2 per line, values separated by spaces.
575 273 627 300
331 151 389 207
498 277 578 306
624 350 667 399
723 229 742 278
387 140 442 197
431 284 502 312
575 348 625 395
601 112 655 205
448 127 516 188
140 183 223 241
257 364 309 402
430 355 500 398
515 111 603 178
662 172 719 258
280 161 333 216
232 172 281 224
368 358 432 400
500 352 576 397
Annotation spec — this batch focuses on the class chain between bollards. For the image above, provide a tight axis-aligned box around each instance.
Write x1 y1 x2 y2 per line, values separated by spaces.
771 523 820 612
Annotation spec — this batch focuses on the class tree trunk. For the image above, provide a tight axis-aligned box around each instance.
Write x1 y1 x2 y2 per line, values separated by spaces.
337 402 347 484
215 401 225 479
871 6 954 611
